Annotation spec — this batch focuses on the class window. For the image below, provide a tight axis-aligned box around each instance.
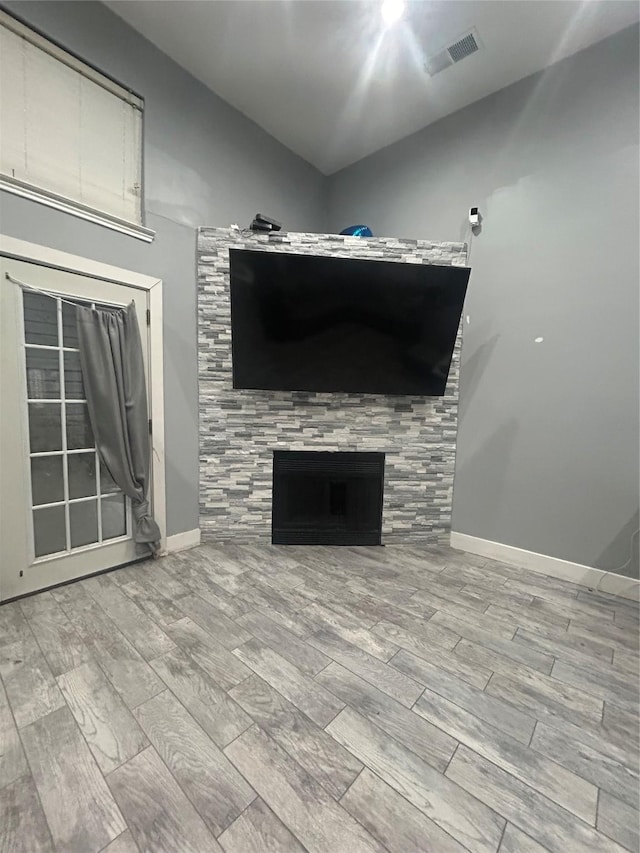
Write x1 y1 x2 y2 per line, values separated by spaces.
22 290 131 559
0 11 149 237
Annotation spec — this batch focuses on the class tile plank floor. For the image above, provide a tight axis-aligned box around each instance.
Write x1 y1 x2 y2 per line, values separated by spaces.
1 543 638 853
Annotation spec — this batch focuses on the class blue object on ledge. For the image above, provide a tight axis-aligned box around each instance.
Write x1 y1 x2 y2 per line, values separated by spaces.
339 225 373 237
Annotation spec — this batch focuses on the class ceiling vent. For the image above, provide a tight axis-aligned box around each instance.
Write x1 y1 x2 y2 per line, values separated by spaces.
426 29 481 77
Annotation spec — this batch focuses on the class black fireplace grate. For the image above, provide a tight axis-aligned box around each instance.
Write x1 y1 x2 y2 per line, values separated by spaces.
272 451 385 546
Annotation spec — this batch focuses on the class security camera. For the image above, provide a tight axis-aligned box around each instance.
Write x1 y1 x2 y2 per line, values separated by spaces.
250 213 282 232
469 207 481 227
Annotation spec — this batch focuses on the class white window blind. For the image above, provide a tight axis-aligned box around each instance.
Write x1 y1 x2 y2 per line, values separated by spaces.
0 12 143 225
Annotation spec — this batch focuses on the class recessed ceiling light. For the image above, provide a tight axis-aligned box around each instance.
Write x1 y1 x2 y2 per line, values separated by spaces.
381 0 405 26
534 337 544 343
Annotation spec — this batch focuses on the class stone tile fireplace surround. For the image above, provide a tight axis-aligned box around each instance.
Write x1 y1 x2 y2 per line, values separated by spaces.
197 227 467 544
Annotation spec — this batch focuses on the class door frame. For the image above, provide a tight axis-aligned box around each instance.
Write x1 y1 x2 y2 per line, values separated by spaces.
0 235 167 582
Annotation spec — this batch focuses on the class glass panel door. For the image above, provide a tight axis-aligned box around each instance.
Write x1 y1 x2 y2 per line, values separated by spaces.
1 253 150 602
23 291 132 560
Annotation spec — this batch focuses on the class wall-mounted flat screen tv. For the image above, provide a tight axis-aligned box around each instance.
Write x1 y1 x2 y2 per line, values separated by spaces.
229 248 470 396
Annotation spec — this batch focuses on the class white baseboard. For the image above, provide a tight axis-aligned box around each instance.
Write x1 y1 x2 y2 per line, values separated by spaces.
450 532 640 602
165 528 201 554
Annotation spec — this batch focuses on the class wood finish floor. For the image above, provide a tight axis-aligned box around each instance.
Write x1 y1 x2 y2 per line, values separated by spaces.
1 543 638 853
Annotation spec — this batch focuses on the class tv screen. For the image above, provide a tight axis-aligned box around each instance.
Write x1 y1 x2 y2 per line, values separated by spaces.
229 249 470 396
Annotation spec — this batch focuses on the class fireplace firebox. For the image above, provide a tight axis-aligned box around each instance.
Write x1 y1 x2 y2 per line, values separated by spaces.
272 451 385 545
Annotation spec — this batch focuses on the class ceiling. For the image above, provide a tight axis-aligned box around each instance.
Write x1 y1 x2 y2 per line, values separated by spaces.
105 0 640 175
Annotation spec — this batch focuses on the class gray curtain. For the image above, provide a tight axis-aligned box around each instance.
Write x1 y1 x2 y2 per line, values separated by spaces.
77 301 160 552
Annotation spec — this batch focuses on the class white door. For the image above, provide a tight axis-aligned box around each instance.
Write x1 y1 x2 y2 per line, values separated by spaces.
0 256 151 601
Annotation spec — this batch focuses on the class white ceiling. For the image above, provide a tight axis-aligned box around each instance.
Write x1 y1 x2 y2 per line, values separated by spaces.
106 0 639 174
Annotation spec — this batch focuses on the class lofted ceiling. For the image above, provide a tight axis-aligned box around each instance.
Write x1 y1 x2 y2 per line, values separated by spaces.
105 0 640 175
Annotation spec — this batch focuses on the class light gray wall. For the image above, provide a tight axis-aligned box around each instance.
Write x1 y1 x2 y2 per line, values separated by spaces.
1 1 327 537
4 4 637 575
328 26 640 577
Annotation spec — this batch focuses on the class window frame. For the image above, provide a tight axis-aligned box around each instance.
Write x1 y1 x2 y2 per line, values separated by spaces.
0 10 154 243
21 290 134 562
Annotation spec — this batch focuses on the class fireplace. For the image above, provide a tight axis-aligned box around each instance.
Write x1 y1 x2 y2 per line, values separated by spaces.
272 451 385 545
199 229 464 543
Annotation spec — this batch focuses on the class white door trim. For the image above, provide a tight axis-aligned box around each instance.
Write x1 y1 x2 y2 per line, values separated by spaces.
450 531 640 602
0 234 166 554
